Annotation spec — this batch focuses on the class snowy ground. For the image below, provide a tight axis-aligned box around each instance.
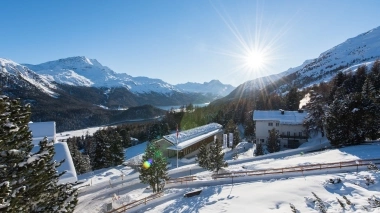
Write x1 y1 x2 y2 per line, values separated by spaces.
66 127 380 212
72 139 380 212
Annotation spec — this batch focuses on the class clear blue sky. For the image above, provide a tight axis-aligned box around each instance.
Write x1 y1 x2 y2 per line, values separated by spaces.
1 0 380 87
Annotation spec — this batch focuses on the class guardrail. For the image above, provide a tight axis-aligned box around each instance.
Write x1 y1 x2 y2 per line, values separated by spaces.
107 176 196 213
166 176 197 184
108 192 163 213
212 158 380 179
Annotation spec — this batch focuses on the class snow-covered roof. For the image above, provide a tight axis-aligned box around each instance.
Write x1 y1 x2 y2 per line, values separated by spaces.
29 121 77 184
163 123 223 150
253 110 307 125
31 142 78 184
28 121 56 145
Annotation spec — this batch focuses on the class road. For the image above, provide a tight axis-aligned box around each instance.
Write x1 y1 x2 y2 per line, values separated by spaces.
76 140 333 212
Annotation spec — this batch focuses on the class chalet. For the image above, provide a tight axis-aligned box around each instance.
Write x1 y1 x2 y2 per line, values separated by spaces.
154 123 223 158
28 121 78 184
253 109 308 148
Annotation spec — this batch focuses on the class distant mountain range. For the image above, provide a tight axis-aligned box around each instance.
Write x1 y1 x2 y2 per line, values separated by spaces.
2 25 380 131
17 56 234 97
221 25 380 101
0 56 234 131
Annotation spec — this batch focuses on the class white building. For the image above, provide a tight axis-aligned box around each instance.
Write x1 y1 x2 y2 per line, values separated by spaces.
155 123 224 158
28 121 78 184
253 110 308 148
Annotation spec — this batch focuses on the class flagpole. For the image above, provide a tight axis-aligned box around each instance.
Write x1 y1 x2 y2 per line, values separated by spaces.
176 135 178 168
176 124 178 168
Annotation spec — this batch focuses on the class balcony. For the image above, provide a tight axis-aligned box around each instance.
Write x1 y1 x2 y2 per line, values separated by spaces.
279 134 308 140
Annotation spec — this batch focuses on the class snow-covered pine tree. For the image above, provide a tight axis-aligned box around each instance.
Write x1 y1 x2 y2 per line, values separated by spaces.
0 96 77 212
267 128 280 153
66 137 91 174
208 139 228 174
108 130 124 167
312 192 327 213
91 130 110 170
139 142 169 193
286 87 300 111
361 76 380 140
336 197 345 209
326 93 366 147
255 141 264 156
119 129 131 148
197 143 209 170
303 90 326 137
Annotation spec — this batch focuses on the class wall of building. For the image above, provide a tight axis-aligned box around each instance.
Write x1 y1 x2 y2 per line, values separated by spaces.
255 121 307 148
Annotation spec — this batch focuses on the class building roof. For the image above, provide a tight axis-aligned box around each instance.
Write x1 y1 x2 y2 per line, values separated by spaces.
32 142 78 184
164 123 223 150
253 110 307 125
29 121 77 184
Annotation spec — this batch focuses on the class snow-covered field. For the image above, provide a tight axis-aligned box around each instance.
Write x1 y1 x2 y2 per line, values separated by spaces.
72 132 380 213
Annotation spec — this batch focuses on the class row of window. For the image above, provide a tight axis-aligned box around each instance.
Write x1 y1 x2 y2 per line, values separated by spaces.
267 130 303 136
268 122 279 126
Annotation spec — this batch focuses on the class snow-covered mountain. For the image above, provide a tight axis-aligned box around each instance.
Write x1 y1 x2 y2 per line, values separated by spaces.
23 56 180 94
175 80 235 97
0 58 58 97
225 25 380 99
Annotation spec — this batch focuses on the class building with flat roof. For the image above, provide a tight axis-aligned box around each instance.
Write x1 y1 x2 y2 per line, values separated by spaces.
155 123 224 158
253 110 308 148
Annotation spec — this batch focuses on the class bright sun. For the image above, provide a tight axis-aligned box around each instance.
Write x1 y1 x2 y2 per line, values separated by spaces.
244 51 266 69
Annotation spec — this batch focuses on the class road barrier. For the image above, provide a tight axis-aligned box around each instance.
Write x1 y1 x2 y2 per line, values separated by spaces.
106 159 380 212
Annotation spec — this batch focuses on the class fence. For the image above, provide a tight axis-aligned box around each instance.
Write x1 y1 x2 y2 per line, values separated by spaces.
107 176 196 213
106 158 380 212
212 158 380 179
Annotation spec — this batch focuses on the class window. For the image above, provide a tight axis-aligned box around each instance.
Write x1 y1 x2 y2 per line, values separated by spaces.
268 122 273 126
276 123 279 126
299 132 302 137
260 139 264 143
287 131 290 136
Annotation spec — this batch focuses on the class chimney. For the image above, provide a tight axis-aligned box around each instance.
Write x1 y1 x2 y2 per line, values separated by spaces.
280 109 284 115
298 109 304 113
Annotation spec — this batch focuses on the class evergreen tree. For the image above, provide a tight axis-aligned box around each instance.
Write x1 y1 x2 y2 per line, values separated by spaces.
0 96 77 212
286 87 300 110
107 130 124 167
361 76 380 140
91 130 110 170
119 129 131 148
139 143 169 193
325 93 366 147
303 90 326 137
267 128 280 153
255 141 264 156
208 139 228 174
66 137 91 174
197 143 209 170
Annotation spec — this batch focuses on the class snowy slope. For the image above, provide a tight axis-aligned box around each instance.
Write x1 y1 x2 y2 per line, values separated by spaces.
175 80 235 97
229 25 380 96
0 58 58 97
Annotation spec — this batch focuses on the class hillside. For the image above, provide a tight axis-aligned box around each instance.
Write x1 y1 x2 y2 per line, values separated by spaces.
221 26 380 101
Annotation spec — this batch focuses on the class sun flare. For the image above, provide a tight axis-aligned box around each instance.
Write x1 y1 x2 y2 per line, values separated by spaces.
244 51 266 69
